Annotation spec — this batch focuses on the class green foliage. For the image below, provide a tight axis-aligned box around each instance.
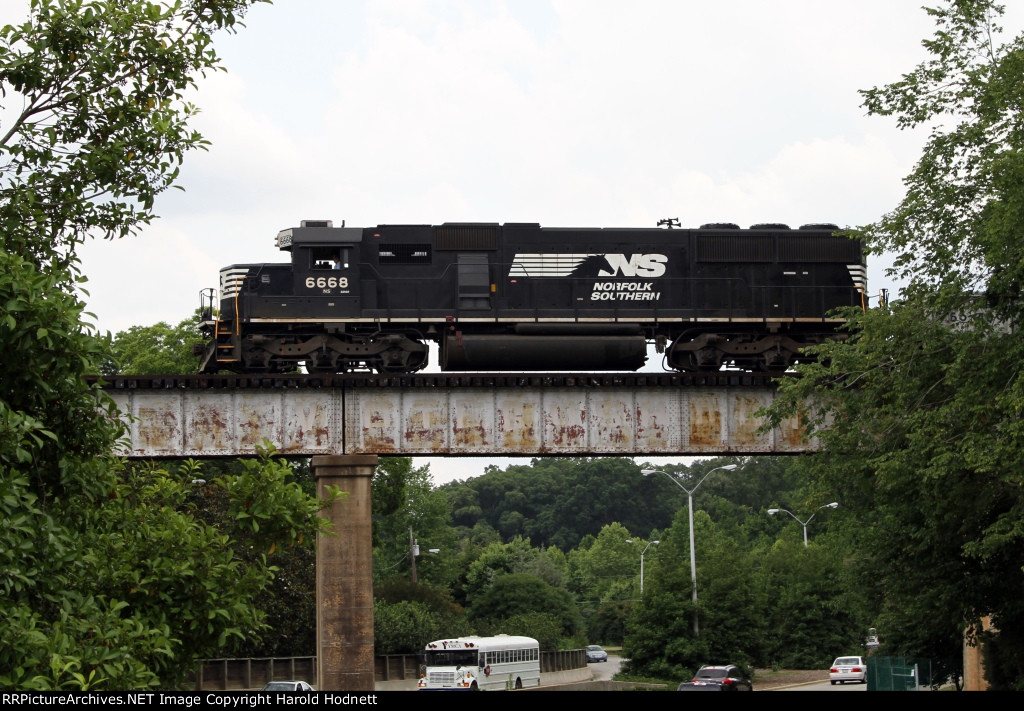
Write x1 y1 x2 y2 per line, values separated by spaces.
242 541 317 657
0 451 333 689
87 463 268 677
981 623 1024 691
0 246 155 688
373 579 472 655
105 312 205 374
691 525 765 668
467 572 583 642
105 303 328 660
565 523 642 643
0 0 270 264
858 1 1022 293
442 457 682 549
0 0 340 688
0 253 122 495
763 0 1024 686
372 458 456 588
758 540 860 669
484 612 568 651
461 537 543 603
623 582 703 681
586 601 632 647
622 508 767 676
374 600 446 655
219 443 340 552
178 453 336 660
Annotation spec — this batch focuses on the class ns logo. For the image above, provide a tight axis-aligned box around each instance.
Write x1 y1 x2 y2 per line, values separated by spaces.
597 254 668 278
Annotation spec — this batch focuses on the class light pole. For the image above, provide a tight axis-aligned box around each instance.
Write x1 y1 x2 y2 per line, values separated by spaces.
409 527 418 583
767 502 839 547
642 463 738 636
626 539 660 594
409 528 441 584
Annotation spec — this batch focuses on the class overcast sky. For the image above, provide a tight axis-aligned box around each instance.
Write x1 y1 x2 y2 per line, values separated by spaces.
6 1 1022 484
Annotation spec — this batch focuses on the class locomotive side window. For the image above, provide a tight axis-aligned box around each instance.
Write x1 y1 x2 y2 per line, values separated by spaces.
309 247 352 270
379 244 432 264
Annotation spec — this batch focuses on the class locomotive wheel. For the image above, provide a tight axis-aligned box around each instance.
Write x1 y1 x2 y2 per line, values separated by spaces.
255 332 430 374
377 339 429 373
668 338 723 373
760 346 794 372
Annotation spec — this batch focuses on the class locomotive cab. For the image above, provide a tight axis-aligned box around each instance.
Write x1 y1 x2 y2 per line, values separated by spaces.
279 220 364 319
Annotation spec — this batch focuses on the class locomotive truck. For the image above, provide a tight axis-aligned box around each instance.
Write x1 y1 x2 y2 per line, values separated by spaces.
197 219 866 374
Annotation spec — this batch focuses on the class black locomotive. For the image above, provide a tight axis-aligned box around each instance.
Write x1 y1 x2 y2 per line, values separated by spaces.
197 220 866 374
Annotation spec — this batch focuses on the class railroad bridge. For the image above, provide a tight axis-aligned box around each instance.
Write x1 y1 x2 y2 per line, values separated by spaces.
99 372 811 458
96 372 813 691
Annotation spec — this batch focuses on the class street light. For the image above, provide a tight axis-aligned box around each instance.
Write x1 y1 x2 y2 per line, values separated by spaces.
626 539 660 595
767 502 839 547
642 464 738 636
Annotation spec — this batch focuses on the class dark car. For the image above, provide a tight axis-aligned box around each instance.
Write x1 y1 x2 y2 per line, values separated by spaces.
586 645 608 663
677 665 753 691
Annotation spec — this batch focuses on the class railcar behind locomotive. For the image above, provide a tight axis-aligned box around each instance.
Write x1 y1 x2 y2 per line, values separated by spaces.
197 220 866 374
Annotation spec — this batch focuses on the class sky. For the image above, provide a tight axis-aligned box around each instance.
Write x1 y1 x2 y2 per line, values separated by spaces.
5 1 1022 484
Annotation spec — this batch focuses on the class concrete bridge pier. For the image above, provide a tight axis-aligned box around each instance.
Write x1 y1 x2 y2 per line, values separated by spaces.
314 454 377 691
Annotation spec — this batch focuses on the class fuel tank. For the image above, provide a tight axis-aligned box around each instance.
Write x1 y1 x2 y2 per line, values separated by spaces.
441 333 648 371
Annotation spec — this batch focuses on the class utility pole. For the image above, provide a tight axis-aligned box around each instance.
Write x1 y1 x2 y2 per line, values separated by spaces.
409 527 419 583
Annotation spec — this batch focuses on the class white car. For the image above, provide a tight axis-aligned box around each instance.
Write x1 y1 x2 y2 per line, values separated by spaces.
829 656 867 685
261 680 316 691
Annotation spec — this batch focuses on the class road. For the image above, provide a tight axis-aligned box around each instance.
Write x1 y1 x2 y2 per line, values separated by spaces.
589 656 624 681
782 679 867 692
591 657 865 691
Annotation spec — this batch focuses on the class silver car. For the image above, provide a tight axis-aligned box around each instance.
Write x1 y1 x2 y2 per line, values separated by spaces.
585 645 608 663
829 656 867 685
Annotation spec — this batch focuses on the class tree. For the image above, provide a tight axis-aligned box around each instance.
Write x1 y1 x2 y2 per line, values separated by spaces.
0 0 329 690
105 312 205 375
1 0 270 264
766 0 1024 688
441 457 682 549
757 539 861 669
623 507 766 677
461 537 545 603
373 580 472 654
372 458 456 588
565 523 640 643
104 309 335 659
467 573 583 645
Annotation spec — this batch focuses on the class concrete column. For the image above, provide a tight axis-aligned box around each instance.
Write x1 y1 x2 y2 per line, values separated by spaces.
314 454 377 691
964 617 992 691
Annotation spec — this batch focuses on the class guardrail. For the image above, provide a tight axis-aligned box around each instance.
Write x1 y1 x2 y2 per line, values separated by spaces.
188 650 588 690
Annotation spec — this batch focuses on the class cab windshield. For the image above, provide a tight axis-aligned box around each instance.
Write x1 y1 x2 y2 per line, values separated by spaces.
422 649 479 667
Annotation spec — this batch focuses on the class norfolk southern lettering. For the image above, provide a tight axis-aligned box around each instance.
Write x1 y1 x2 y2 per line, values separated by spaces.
591 282 660 300
198 220 866 374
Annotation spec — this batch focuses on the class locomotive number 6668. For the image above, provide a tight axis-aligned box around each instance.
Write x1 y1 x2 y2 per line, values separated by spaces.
304 276 349 290
198 219 867 375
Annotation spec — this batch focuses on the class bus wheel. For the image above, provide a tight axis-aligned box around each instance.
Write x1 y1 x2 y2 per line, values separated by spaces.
470 682 479 691
515 678 523 689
